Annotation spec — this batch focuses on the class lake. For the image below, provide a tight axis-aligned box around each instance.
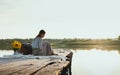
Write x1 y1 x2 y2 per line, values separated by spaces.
1 48 120 75
0 50 14 57
72 49 120 75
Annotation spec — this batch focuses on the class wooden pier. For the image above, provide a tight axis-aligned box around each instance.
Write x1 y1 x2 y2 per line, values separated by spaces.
0 50 73 75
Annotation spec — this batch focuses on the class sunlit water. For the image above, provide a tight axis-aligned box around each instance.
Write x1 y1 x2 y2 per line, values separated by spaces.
0 50 14 57
1 49 120 75
72 49 120 75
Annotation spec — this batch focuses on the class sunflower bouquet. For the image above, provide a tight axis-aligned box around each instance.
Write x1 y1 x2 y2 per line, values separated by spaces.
11 40 22 54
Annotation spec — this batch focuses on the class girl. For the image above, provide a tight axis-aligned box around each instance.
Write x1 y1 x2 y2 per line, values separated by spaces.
32 30 54 56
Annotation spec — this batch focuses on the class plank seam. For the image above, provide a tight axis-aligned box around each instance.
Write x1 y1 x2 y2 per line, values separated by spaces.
30 62 56 75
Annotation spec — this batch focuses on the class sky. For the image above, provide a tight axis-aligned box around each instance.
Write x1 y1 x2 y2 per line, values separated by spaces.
0 0 120 39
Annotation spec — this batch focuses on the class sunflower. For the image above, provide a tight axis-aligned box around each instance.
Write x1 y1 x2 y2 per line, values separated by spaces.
11 40 22 50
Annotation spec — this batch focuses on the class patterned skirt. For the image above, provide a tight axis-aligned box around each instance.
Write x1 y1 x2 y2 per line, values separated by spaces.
32 41 53 56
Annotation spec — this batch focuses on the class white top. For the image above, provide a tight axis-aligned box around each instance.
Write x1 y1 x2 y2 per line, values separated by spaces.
31 37 43 50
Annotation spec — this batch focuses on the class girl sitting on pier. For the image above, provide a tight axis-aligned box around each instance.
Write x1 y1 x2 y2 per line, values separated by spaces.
32 30 54 56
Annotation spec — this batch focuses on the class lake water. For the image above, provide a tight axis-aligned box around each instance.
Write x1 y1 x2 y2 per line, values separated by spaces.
1 49 120 75
0 50 14 57
72 49 120 75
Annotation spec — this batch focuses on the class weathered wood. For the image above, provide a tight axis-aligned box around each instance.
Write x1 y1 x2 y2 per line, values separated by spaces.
34 61 69 75
0 59 48 75
55 50 72 57
0 60 69 75
0 50 73 75
0 59 36 69
0 58 26 64
11 60 60 75
66 51 73 75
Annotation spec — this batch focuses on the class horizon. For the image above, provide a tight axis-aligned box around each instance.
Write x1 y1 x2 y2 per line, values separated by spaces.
0 0 120 39
0 37 118 40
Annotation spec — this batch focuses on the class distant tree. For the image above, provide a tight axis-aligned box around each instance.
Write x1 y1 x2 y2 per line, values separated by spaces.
118 35 120 40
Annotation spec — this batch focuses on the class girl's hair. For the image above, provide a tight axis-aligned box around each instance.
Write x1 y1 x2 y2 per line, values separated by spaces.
36 30 46 38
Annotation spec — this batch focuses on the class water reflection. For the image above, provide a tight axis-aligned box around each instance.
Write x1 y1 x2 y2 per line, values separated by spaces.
0 50 14 57
72 49 120 75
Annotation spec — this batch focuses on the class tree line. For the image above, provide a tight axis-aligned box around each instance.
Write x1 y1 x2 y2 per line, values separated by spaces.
0 36 120 50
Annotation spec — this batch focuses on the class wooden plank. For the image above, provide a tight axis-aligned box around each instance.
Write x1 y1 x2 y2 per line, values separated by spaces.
0 51 72 75
0 64 3 66
0 59 49 75
0 58 26 64
34 61 69 75
0 59 36 70
12 60 61 75
55 51 73 75
56 51 72 57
